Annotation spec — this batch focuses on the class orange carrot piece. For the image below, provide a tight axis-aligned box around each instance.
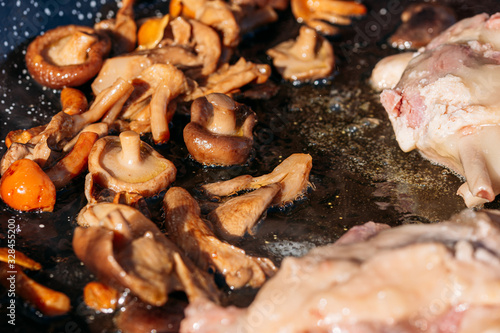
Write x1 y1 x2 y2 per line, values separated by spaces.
83 281 119 312
0 159 56 212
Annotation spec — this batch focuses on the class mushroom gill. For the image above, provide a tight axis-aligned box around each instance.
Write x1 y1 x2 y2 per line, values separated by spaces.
163 187 277 289
25 25 111 89
86 131 176 200
94 0 137 55
202 153 313 205
183 93 257 166
74 203 220 306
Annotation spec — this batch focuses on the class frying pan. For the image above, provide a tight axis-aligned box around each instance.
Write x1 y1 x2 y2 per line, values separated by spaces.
1 0 499 332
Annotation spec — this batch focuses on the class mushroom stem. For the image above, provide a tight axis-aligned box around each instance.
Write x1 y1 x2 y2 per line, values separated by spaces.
206 93 237 135
120 131 142 166
289 27 317 60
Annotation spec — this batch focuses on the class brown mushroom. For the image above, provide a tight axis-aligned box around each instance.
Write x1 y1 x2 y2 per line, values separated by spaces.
163 187 277 289
202 153 313 205
267 26 335 82
170 0 241 48
183 93 257 166
86 131 176 199
0 79 132 173
207 183 282 241
25 25 111 89
92 17 220 96
74 203 220 305
291 0 367 35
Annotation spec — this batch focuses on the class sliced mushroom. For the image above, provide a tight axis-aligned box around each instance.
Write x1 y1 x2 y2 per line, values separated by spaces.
74 203 220 305
125 64 193 144
92 17 219 96
202 153 313 205
267 25 335 82
207 183 282 241
94 0 137 55
183 93 257 166
25 25 111 88
187 57 271 100
86 131 176 199
291 0 367 35
163 187 277 289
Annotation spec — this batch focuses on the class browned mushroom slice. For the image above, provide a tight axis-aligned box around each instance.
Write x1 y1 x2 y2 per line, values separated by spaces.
163 187 277 289
25 25 111 89
202 153 313 205
183 93 256 166
198 1 240 47
291 0 367 35
267 26 335 82
1 78 132 171
87 131 176 198
207 183 282 241
94 0 137 55
93 17 219 95
187 57 271 100
74 203 220 305
120 64 192 144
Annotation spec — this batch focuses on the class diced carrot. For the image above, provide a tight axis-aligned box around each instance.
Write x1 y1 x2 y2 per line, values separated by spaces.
0 159 56 212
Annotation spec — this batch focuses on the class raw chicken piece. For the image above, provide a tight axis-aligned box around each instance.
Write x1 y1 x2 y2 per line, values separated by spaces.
180 209 500 333
380 13 500 207
370 52 415 91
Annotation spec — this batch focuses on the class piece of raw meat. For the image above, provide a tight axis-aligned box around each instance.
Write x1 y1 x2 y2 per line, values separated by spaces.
380 13 500 207
180 209 500 333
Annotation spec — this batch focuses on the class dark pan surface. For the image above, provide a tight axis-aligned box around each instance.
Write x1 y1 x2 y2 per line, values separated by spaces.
1 0 500 332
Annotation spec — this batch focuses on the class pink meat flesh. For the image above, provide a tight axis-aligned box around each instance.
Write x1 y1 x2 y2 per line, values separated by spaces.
180 209 500 333
379 13 500 207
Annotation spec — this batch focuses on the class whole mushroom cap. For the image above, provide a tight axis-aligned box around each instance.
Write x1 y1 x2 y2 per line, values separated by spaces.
88 131 176 196
183 93 257 166
25 25 111 89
